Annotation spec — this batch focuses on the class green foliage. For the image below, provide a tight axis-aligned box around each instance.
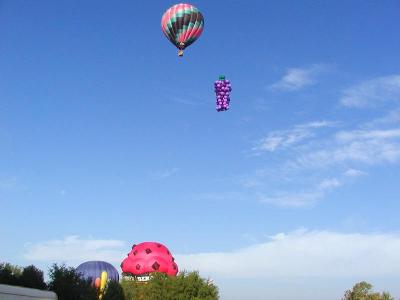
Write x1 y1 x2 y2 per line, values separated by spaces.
0 262 22 286
20 265 47 290
47 263 97 300
342 281 394 300
1 262 219 300
103 280 125 300
121 271 219 300
381 292 395 300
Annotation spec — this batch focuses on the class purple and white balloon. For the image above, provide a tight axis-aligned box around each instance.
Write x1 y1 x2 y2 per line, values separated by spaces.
214 76 232 112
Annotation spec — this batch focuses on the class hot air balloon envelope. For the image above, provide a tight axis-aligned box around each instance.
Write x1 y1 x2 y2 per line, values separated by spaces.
121 242 178 277
76 261 119 284
161 3 204 56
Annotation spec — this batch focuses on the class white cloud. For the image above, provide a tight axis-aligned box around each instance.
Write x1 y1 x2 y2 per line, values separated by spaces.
258 178 341 207
336 128 400 141
253 121 335 152
270 65 326 91
341 75 400 108
27 231 400 281
364 109 400 127
318 178 341 189
293 128 400 169
258 191 323 208
177 229 400 279
250 115 400 207
22 231 400 300
24 236 127 266
344 168 367 177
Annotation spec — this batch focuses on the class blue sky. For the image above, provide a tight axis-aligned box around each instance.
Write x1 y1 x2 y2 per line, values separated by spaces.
1 1 400 299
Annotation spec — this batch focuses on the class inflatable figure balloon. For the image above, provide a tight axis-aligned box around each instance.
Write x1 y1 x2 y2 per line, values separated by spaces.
214 75 232 112
161 3 204 57
121 242 178 278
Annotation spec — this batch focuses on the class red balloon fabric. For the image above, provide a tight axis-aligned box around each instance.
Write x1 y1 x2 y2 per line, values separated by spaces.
121 242 178 276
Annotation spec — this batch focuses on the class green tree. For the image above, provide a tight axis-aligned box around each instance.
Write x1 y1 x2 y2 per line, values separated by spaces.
120 279 142 300
47 263 97 300
342 281 394 300
121 271 218 300
20 265 47 290
0 262 22 286
103 280 125 300
381 292 394 300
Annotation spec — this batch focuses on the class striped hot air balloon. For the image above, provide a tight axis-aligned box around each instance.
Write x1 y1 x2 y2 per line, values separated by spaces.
161 3 204 57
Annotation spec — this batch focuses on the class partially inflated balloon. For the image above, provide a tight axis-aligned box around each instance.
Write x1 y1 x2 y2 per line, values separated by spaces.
161 3 204 57
76 261 119 285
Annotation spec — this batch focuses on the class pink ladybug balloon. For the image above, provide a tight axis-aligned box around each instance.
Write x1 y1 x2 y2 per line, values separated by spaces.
121 242 178 276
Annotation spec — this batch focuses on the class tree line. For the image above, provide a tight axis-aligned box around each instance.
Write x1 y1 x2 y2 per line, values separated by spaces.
342 281 395 300
0 262 218 300
1 261 397 299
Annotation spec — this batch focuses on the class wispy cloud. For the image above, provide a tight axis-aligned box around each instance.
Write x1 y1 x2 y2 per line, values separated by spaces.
343 168 367 177
269 65 326 91
25 230 400 280
253 121 335 153
169 96 201 106
293 128 400 169
190 191 244 203
258 178 341 207
150 168 179 180
364 109 400 127
341 75 400 108
0 177 17 189
177 229 400 279
247 74 400 208
166 90 208 106
336 128 400 141
24 236 127 266
249 110 400 207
